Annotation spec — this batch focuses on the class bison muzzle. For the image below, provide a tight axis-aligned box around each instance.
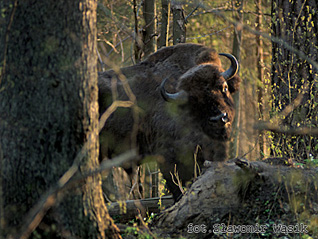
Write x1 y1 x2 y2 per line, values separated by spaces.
98 43 241 201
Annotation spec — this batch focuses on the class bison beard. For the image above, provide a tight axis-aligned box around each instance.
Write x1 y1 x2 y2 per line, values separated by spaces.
98 43 241 201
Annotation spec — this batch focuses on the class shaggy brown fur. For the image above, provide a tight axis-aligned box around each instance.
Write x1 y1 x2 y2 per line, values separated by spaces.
98 43 241 201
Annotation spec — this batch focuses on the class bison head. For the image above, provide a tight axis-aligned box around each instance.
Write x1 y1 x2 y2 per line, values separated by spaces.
161 53 241 141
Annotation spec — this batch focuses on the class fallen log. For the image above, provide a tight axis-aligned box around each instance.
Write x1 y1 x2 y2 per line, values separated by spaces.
107 195 174 222
152 158 318 238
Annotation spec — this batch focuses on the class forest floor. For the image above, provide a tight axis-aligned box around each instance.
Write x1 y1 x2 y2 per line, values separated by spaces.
112 158 318 239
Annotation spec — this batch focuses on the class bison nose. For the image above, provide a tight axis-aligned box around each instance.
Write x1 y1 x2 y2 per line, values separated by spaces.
209 113 228 124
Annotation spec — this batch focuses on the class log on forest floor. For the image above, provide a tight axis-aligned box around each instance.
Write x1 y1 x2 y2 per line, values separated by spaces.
152 158 318 239
107 196 174 222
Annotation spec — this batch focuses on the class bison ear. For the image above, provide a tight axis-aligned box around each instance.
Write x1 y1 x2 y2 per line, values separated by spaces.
227 75 241 94
195 49 221 66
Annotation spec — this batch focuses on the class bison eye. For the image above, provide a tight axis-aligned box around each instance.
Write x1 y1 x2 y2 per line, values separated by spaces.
222 85 228 93
222 113 229 123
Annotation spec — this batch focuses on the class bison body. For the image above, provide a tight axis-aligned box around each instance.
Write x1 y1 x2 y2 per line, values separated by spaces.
98 44 241 201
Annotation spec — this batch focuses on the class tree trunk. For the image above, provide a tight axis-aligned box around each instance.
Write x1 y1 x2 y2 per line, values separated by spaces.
271 0 318 160
158 0 170 48
172 2 186 44
133 0 143 63
229 0 244 158
256 0 267 159
0 1 120 238
143 0 157 57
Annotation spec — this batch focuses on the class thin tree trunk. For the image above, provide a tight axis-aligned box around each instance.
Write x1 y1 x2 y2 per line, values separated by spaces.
143 0 157 57
256 0 268 159
133 0 143 63
0 1 120 238
158 0 170 48
230 0 244 158
172 2 186 44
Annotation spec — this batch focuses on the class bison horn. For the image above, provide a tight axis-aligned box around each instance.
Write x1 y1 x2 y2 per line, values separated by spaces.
219 53 239 80
160 78 188 104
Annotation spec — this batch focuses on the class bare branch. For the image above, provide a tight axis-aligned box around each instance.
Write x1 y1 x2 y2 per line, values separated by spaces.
106 36 131 57
255 122 318 136
254 81 312 136
184 3 202 22
96 47 106 71
101 37 119 53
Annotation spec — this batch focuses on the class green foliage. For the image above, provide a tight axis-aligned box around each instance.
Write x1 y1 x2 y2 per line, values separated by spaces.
122 215 157 239
304 155 318 168
124 226 139 237
270 0 318 163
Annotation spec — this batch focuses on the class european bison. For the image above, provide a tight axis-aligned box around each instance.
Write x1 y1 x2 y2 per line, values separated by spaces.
98 43 241 201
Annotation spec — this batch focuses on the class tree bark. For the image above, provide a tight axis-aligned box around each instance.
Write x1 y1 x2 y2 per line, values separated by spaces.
229 0 244 158
133 0 143 63
256 0 268 159
0 1 120 238
172 2 186 44
143 0 157 57
158 0 170 48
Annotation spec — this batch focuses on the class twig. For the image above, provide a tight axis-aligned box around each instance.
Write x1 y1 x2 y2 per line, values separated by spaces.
255 123 318 136
170 165 184 195
100 37 119 53
253 82 314 136
191 6 228 18
99 100 134 132
184 3 201 22
239 136 259 159
106 36 131 57
96 47 106 71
